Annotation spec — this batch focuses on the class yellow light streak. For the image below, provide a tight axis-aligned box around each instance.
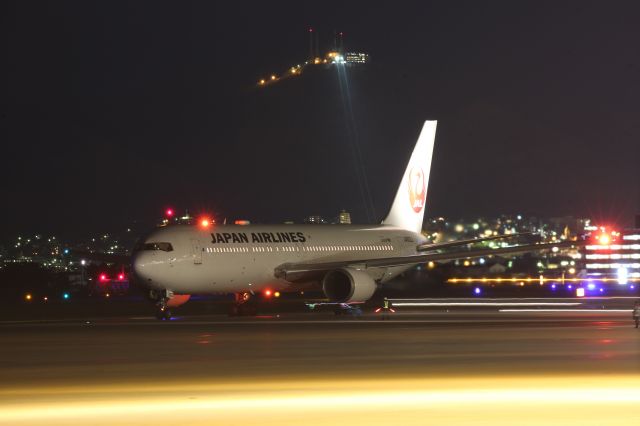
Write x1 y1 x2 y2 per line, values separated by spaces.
1 375 639 425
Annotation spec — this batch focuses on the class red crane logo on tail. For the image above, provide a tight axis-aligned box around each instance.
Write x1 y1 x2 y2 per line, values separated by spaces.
408 166 426 213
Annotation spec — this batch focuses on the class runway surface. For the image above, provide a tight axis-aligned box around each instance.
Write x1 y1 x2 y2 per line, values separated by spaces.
1 308 640 425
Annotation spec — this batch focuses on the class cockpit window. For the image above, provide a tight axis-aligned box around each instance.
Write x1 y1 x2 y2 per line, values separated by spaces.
135 242 174 252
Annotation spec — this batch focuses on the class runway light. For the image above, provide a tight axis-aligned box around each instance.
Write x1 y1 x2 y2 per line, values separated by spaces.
474 287 481 295
43 296 48 301
62 293 70 300
576 288 585 297
568 284 573 290
25 293 32 301
587 283 596 290
551 284 556 290
274 291 280 298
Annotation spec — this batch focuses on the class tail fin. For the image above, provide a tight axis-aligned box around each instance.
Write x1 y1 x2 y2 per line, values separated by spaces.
382 120 437 233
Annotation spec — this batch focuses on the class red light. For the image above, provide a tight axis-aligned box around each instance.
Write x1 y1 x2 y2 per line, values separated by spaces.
599 234 610 245
118 273 125 281
165 208 174 218
200 218 211 228
264 289 272 297
99 273 109 282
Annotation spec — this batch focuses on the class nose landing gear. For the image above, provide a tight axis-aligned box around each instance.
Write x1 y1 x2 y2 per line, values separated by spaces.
150 289 174 320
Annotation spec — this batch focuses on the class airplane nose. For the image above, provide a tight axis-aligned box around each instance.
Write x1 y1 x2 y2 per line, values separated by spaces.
132 252 155 286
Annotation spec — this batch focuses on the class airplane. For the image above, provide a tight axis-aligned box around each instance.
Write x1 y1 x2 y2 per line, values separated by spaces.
131 121 576 319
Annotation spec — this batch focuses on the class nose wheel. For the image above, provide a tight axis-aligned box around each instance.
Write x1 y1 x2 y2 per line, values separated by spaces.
155 303 173 320
150 290 174 320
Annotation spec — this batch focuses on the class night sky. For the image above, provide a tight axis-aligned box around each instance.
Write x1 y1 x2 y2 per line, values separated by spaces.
2 1 640 240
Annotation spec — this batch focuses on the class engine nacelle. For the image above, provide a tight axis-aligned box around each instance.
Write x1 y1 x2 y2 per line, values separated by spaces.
322 268 377 303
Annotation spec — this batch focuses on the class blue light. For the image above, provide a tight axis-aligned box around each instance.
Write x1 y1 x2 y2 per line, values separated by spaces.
631 285 636 290
474 287 481 295
587 283 596 290
599 288 604 293
551 284 557 290
63 248 70 255
62 293 69 300
568 284 573 290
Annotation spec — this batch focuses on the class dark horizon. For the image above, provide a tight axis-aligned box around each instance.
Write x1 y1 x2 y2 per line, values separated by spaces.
3 1 640 240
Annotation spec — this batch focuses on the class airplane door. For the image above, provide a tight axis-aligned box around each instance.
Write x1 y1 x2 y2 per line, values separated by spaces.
191 239 203 264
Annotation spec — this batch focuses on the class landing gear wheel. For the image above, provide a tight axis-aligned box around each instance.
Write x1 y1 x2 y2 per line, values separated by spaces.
155 306 172 320
229 292 256 316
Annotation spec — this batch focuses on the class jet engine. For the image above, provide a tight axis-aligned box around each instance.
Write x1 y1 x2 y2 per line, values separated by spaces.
322 268 377 303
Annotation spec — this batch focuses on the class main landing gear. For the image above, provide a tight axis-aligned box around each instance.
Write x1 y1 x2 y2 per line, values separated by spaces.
228 292 257 316
150 289 173 320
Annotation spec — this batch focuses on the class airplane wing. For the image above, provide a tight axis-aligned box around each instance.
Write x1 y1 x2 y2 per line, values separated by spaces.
274 240 581 282
417 232 534 252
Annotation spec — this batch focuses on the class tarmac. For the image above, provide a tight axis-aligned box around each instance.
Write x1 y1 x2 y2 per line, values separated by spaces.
1 298 639 425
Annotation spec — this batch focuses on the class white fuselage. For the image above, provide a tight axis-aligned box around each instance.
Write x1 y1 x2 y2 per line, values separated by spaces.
132 224 426 295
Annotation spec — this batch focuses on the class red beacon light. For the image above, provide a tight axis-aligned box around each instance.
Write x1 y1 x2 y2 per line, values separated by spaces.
593 226 619 245
199 217 213 228
165 208 174 218
99 273 109 283
264 289 272 298
117 273 125 281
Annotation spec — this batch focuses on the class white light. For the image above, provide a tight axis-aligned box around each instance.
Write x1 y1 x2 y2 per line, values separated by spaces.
618 266 629 285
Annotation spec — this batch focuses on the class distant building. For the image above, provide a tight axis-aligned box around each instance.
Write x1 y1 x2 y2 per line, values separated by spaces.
582 220 640 280
344 52 369 64
304 215 327 224
338 210 351 224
